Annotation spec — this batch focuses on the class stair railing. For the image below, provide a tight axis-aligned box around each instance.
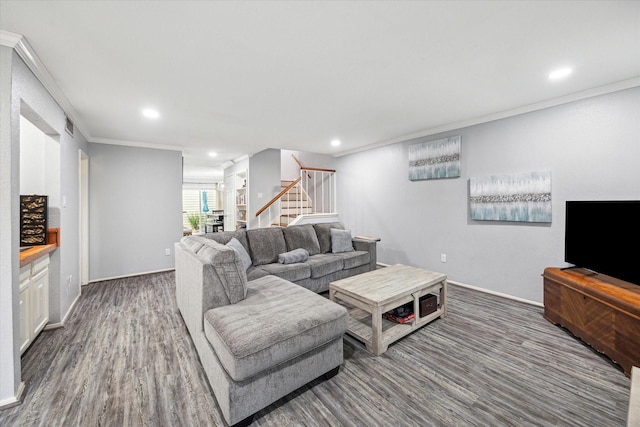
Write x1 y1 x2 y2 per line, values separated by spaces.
298 166 336 216
254 164 337 228
256 178 300 228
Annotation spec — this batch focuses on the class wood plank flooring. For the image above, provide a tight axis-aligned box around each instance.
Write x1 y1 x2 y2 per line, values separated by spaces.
0 271 632 426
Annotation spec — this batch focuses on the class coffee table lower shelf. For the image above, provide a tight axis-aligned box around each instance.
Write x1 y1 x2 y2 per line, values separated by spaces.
343 305 445 352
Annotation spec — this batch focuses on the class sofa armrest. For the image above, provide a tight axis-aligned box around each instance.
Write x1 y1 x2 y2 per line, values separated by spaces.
352 237 379 271
176 238 248 336
353 235 381 242
175 241 207 335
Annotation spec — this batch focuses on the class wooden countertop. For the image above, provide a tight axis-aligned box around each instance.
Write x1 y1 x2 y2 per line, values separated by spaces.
20 244 57 267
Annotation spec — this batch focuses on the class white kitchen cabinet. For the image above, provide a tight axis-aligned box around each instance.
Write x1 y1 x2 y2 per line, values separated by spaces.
19 254 49 355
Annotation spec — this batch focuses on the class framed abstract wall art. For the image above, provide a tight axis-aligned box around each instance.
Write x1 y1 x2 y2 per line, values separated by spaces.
408 135 461 181
469 171 552 223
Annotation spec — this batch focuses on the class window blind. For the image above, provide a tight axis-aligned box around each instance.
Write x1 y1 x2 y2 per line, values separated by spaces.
182 185 219 230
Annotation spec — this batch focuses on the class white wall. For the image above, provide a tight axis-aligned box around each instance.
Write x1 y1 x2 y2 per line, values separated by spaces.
1 47 89 406
0 44 19 407
336 87 640 303
19 115 45 193
19 115 61 227
249 149 281 228
88 143 183 281
281 149 300 180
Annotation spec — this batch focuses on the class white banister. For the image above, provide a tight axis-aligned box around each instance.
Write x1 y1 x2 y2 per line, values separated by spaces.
255 168 337 228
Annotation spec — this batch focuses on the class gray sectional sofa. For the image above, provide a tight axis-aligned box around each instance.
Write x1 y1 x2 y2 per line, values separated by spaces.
174 222 378 426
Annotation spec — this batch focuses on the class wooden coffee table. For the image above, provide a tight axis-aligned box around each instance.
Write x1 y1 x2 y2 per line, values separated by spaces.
329 264 447 356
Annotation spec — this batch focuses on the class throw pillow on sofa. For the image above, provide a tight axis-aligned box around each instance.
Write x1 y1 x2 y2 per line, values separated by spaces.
313 222 345 253
278 248 310 264
246 227 287 266
331 228 354 253
226 237 252 271
283 224 321 255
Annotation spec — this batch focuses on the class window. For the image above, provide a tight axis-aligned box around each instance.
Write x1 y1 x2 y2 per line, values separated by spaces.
182 184 222 231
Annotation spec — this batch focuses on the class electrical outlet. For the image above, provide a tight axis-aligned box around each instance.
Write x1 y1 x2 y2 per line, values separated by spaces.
440 254 447 263
165 248 171 256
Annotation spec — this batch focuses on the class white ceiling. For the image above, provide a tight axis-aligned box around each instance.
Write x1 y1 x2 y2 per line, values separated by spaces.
1 1 639 181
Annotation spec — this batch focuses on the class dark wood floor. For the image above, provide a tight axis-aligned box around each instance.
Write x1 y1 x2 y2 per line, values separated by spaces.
0 271 632 426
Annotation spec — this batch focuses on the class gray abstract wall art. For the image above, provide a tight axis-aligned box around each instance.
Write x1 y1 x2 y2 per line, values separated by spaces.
469 171 552 223
409 135 461 180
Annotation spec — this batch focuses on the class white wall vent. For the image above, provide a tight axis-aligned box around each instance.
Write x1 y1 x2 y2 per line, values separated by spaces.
65 116 74 136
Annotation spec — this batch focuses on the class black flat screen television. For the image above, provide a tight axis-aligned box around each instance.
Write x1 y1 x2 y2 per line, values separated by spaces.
564 200 640 285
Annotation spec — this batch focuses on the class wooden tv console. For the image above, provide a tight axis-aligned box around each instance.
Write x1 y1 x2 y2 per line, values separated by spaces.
543 267 640 377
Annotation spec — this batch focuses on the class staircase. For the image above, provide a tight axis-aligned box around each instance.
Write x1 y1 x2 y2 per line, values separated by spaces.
276 180 313 226
255 160 336 228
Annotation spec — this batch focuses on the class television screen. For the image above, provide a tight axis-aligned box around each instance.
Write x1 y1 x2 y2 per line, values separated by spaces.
565 200 640 285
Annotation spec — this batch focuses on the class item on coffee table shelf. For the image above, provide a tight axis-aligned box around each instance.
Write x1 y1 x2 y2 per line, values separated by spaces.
384 302 415 323
419 294 438 318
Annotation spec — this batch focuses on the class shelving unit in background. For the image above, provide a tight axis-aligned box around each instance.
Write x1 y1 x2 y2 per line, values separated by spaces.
235 170 248 229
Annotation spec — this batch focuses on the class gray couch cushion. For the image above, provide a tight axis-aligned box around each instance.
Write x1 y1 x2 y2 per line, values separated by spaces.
203 275 348 381
196 240 248 304
257 262 311 282
227 237 252 271
313 222 345 253
246 266 270 281
278 248 309 264
305 254 344 279
246 227 287 266
203 230 250 254
283 224 321 255
334 250 370 270
331 228 354 253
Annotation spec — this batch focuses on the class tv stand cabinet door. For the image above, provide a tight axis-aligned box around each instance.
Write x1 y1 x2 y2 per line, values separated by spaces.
544 276 614 347
559 284 615 353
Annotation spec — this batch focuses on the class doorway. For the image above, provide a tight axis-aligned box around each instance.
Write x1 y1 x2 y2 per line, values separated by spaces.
80 150 89 285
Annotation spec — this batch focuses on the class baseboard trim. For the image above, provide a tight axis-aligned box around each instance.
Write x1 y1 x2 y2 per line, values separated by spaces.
89 268 175 284
0 381 25 410
450 280 543 307
44 292 81 330
376 263 541 307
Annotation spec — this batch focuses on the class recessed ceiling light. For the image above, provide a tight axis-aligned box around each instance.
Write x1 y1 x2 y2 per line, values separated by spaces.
208 152 218 158
142 108 160 119
548 67 573 80
331 139 341 147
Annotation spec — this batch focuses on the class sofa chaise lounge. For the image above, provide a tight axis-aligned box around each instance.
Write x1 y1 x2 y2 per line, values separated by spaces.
175 222 378 426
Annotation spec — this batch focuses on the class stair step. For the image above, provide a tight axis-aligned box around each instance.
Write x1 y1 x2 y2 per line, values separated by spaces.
280 187 304 194
280 196 306 202
281 200 312 208
281 208 312 215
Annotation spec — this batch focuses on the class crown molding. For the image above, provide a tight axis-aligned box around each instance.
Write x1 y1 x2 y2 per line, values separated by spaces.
0 30 91 140
334 76 640 157
233 154 250 163
0 30 22 47
90 137 183 152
